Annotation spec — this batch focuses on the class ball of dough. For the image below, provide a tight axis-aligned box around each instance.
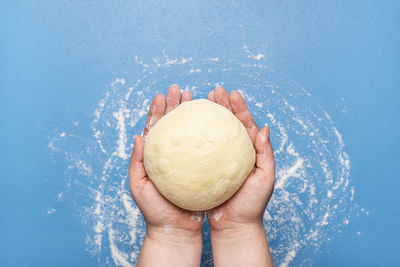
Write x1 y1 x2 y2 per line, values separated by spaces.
143 99 255 211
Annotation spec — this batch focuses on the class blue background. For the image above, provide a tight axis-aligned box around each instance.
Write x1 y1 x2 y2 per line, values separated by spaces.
1 1 399 266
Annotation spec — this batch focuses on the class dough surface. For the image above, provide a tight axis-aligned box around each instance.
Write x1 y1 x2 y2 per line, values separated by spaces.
143 99 255 211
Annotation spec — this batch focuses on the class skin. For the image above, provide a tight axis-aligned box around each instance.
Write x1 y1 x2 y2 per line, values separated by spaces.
207 87 275 267
129 84 203 267
129 84 275 267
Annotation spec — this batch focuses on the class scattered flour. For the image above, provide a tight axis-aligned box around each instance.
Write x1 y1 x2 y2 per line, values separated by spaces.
49 51 362 266
113 108 129 160
47 208 56 215
243 45 266 60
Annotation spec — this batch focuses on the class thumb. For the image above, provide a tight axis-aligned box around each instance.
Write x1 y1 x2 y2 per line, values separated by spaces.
129 135 147 197
254 126 275 184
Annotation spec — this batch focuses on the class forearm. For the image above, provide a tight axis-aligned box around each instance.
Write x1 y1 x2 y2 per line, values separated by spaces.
211 222 273 267
138 226 202 267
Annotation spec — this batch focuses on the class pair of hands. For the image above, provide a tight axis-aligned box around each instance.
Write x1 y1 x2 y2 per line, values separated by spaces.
129 84 275 245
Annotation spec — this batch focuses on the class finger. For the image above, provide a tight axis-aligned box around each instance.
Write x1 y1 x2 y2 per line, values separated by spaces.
144 94 166 137
214 86 233 112
181 90 193 102
208 90 216 102
229 90 258 144
254 126 275 184
165 84 182 114
129 135 147 197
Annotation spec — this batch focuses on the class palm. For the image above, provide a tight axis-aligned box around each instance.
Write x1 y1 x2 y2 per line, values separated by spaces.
129 85 204 232
138 174 203 230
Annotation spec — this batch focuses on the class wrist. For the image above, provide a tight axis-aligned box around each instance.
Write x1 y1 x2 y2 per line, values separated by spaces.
210 221 273 267
210 220 265 241
138 225 202 267
146 224 202 246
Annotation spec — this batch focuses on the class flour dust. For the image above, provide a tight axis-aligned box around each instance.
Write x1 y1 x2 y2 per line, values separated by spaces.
49 48 360 266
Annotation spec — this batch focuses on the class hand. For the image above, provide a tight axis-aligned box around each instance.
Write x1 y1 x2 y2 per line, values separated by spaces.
206 87 275 267
206 86 275 231
129 85 204 267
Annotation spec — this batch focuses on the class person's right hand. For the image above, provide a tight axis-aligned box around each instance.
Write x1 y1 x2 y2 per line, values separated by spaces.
129 84 205 267
206 86 275 232
129 84 204 237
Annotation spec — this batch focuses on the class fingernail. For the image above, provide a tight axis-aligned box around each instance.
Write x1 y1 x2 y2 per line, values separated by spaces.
264 126 270 141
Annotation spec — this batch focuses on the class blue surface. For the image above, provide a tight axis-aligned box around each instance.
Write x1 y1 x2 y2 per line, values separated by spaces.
1 1 400 266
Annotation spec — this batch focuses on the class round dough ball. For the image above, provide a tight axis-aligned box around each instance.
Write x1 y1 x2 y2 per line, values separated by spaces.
143 99 255 211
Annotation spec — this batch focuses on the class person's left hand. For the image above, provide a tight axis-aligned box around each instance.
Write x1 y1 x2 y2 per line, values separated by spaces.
206 86 275 232
129 85 204 238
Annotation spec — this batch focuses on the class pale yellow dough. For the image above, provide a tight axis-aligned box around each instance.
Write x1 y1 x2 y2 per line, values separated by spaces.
143 99 255 211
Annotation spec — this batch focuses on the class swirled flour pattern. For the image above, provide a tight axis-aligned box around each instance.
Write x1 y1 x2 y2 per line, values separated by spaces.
48 49 360 266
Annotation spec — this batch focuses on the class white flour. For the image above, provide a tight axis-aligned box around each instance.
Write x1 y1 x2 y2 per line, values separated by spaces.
48 47 363 266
